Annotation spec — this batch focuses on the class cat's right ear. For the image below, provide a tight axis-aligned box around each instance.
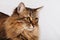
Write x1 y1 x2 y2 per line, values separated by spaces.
17 2 25 14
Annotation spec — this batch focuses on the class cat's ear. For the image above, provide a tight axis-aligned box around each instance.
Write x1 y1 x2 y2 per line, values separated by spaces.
35 6 44 11
17 2 25 13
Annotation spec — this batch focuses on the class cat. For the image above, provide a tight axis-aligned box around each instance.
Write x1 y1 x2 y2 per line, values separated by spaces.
0 12 9 40
4 2 43 40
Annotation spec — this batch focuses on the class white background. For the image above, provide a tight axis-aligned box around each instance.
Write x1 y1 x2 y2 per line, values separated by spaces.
0 0 60 40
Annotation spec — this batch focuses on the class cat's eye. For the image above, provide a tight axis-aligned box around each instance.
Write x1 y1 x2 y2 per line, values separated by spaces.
35 18 38 20
35 18 38 23
26 17 30 20
16 17 25 20
16 18 23 20
24 17 30 20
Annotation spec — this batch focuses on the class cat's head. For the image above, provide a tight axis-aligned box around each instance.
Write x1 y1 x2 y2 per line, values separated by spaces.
5 2 43 39
12 2 43 25
11 2 43 31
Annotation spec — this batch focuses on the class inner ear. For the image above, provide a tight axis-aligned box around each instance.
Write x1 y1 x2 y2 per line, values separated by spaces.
17 2 25 13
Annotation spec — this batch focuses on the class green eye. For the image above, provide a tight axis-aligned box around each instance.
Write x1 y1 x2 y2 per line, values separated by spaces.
27 17 29 19
16 17 30 20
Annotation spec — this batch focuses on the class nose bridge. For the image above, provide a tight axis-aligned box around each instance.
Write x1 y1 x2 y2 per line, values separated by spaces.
29 17 35 26
30 17 32 21
29 11 33 21
29 10 35 25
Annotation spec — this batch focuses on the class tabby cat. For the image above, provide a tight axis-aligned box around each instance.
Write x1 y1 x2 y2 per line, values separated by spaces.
4 2 43 40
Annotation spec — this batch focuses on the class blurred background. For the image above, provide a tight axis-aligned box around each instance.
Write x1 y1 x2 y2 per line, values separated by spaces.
0 0 60 40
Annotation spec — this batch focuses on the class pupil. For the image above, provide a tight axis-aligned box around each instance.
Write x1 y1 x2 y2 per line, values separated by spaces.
35 18 38 19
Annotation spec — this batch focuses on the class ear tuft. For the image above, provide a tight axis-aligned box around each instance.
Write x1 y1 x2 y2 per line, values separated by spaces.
36 6 44 11
17 2 25 13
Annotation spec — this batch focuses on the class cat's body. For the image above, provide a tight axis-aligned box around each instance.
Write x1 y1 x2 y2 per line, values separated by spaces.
0 12 9 40
1 2 43 40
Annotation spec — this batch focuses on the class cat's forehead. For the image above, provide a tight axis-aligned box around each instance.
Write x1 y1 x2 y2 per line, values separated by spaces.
26 7 36 11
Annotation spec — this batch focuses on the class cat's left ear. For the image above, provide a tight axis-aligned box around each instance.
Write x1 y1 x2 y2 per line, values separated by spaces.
35 6 44 11
17 2 25 13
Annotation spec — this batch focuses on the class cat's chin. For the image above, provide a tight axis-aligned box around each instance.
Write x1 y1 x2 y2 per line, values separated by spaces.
24 26 34 31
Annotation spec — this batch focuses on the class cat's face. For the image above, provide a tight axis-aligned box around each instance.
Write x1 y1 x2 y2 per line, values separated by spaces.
9 2 43 33
12 2 43 29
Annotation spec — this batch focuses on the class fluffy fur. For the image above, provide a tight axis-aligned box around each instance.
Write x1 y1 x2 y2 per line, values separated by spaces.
0 12 9 40
4 2 43 40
